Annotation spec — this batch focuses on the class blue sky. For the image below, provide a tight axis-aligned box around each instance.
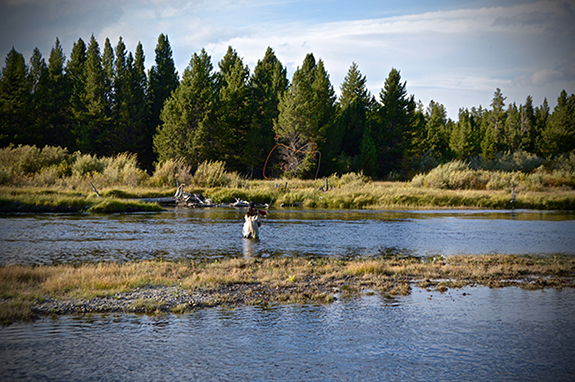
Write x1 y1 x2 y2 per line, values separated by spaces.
1 0 574 118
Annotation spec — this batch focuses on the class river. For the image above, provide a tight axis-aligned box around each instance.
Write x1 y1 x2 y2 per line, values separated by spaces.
1 208 574 381
1 287 574 381
1 208 574 265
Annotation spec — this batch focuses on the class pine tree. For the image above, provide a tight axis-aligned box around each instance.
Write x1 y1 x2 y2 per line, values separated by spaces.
79 35 109 155
0 47 31 146
210 47 251 173
66 38 87 151
113 37 129 152
27 47 49 146
480 111 497 161
328 62 372 174
274 53 335 177
504 102 521 152
28 48 48 95
489 88 507 152
542 90 575 156
249 47 288 178
534 98 549 155
519 95 537 153
102 38 115 115
46 38 73 149
148 33 179 155
423 100 449 161
128 42 151 170
376 68 416 178
339 62 369 110
450 108 478 159
153 48 215 166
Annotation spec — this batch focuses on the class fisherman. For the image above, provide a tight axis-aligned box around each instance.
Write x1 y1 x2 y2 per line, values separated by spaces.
243 202 262 239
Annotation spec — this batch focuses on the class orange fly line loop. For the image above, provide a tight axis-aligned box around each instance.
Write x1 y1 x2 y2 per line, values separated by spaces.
262 143 321 180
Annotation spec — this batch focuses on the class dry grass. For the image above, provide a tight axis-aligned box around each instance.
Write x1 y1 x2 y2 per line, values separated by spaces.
1 254 573 323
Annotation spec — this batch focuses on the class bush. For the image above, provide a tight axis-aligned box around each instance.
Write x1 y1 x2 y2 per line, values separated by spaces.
337 171 370 187
489 151 544 172
548 151 575 173
102 153 148 186
148 159 193 188
71 153 105 177
191 160 246 188
420 160 471 189
0 145 69 177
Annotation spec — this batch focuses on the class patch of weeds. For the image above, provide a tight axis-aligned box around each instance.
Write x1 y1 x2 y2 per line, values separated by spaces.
171 304 190 314
381 281 412 296
0 300 34 325
131 298 166 313
339 285 360 297
417 279 435 290
435 283 448 293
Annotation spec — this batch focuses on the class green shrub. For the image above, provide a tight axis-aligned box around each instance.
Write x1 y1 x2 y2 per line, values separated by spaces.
102 153 148 186
0 145 69 177
71 153 104 177
336 171 370 187
191 160 246 188
148 159 193 188
0 167 12 185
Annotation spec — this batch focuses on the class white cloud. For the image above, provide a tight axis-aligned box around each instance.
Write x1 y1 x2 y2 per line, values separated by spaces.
1 0 574 118
513 69 563 87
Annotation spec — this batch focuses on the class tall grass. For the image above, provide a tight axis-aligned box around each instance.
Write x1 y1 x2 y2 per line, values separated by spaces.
1 145 575 210
411 158 575 192
148 159 193 188
191 160 246 188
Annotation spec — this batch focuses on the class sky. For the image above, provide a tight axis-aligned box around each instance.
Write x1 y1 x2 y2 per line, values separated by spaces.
1 0 574 118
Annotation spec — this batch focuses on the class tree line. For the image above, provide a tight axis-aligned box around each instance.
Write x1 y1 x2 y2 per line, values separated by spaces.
1 33 574 179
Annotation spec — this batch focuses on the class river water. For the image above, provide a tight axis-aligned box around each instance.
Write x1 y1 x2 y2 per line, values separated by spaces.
1 208 574 380
1 287 574 381
1 208 574 265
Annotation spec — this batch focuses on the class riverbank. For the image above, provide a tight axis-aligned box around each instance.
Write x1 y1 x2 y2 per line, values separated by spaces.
2 255 574 324
2 182 575 212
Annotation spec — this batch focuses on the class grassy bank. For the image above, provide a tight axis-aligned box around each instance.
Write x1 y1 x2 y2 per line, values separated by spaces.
2 180 575 212
215 179 575 210
2 255 574 323
1 145 575 211
0 186 164 213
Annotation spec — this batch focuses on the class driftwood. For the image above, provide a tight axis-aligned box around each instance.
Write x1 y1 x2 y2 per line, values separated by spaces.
173 182 215 208
90 182 101 197
231 198 249 208
172 182 271 209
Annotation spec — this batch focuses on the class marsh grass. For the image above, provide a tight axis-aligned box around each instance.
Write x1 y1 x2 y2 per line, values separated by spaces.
1 255 573 322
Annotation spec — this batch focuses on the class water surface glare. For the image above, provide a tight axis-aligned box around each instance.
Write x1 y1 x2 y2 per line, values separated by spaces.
1 208 574 265
1 287 574 381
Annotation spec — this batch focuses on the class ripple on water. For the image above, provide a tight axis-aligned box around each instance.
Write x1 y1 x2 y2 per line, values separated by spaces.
1 209 575 265
1 287 574 381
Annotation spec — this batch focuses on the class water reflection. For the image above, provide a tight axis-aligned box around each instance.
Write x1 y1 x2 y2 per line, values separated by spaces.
1 209 574 265
242 237 258 258
1 287 574 381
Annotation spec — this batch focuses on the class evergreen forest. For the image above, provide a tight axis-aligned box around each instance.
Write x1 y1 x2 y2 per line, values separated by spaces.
1 34 574 180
